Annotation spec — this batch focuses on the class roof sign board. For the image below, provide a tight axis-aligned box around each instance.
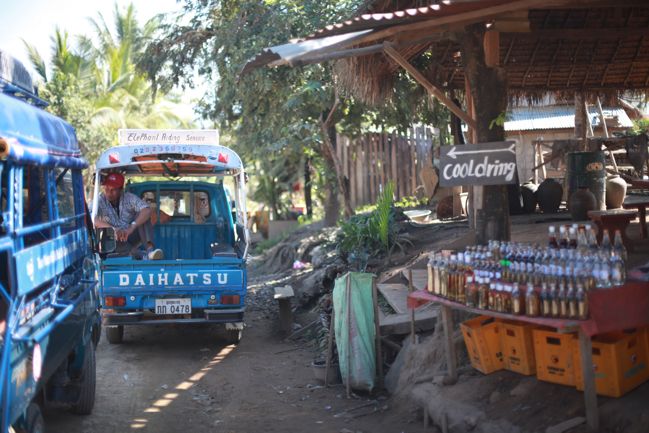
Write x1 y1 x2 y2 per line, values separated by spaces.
439 141 517 187
118 129 219 146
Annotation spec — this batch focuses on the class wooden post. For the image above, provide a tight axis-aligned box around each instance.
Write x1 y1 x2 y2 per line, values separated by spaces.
578 329 599 432
575 93 588 150
345 273 352 398
408 268 416 344
441 305 458 384
460 23 510 243
371 277 384 389
596 97 619 173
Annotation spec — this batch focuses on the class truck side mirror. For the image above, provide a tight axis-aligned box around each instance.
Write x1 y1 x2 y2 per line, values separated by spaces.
95 227 117 254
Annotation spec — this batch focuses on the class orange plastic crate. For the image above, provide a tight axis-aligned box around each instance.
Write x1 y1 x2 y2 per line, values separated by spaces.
533 328 578 386
460 315 504 374
574 329 649 397
500 320 537 376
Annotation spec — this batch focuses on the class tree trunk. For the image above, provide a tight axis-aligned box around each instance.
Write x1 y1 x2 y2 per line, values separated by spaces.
304 156 313 219
460 24 510 243
319 99 353 225
574 92 588 151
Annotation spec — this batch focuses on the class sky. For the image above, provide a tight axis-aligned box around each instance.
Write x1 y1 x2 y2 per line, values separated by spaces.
0 0 182 77
0 0 205 121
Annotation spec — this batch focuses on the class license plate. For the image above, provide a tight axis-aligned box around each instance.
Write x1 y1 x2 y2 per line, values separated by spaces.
155 298 191 315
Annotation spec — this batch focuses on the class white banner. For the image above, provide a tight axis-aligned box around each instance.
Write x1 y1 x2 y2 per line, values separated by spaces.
118 129 219 146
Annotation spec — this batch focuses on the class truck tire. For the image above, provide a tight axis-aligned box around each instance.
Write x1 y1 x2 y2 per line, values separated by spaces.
225 329 242 345
24 403 44 433
70 343 96 415
106 325 124 344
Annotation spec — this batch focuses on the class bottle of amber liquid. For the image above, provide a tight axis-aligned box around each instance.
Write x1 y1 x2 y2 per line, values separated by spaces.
477 277 489 310
550 283 560 318
526 282 540 317
541 282 551 317
488 282 496 311
577 284 588 320
567 283 578 319
558 281 568 318
511 283 523 315
464 275 473 307
548 225 559 249
427 255 435 293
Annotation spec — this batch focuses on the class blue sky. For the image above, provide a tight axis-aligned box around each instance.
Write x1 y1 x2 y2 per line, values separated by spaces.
0 0 182 75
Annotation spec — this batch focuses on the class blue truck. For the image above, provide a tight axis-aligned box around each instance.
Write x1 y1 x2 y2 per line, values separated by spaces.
91 130 249 344
0 51 101 432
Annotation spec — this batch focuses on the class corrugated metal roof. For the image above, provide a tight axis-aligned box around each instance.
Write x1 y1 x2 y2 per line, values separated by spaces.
505 106 633 132
305 0 510 41
240 30 372 75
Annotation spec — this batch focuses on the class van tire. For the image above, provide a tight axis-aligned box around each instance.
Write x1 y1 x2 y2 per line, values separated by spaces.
225 329 242 345
70 343 96 415
23 403 44 433
106 325 124 344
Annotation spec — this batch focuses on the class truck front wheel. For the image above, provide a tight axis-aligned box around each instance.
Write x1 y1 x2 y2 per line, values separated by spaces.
20 403 44 433
106 325 124 344
70 342 96 415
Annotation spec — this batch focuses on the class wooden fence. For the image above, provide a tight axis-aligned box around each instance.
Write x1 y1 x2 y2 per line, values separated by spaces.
336 126 437 209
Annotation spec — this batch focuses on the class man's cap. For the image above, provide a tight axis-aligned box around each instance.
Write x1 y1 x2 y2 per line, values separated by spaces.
102 172 125 188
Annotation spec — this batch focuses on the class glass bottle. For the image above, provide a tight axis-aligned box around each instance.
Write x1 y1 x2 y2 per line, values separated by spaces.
613 230 627 263
550 283 560 318
568 226 578 249
558 281 568 318
596 256 611 289
559 225 569 249
512 283 523 315
465 275 476 307
548 225 559 249
577 284 588 320
541 282 551 317
610 252 625 286
427 254 435 293
433 254 442 295
587 226 599 251
488 282 496 311
526 282 540 317
439 256 448 298
567 282 578 319
477 277 489 310
600 229 612 255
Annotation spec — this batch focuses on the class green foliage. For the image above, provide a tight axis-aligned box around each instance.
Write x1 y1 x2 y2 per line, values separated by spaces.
394 195 429 209
489 111 508 130
337 181 395 257
22 2 192 169
629 118 649 136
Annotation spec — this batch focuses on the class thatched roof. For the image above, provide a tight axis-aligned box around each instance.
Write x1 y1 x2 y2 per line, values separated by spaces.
324 1 649 105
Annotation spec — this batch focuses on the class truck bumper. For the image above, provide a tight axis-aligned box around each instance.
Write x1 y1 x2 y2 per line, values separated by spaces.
103 308 245 326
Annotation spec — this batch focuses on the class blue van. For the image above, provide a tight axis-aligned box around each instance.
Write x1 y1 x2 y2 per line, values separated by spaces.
0 52 101 432
92 130 249 344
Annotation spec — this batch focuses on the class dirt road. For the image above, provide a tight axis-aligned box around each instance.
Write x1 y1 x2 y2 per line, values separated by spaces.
45 279 424 433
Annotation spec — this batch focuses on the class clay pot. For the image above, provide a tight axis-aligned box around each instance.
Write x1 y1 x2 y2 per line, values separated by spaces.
536 178 563 213
606 175 627 209
569 187 597 221
520 182 538 214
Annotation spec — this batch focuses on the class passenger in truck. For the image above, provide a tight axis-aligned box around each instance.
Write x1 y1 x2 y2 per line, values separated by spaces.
142 191 172 225
93 173 164 260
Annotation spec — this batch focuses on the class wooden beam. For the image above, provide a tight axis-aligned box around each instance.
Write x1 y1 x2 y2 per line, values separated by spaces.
383 42 477 129
484 30 500 67
578 330 599 432
503 27 649 40
347 0 555 49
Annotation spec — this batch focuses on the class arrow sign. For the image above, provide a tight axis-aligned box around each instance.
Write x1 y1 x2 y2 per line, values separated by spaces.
446 142 515 159
439 141 518 187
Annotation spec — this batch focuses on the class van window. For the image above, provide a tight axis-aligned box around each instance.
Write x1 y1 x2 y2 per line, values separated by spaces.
23 166 51 244
151 190 211 221
55 168 77 233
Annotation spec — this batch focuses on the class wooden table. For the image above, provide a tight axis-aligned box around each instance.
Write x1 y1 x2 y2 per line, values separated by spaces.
587 209 638 250
407 281 649 433
623 195 649 239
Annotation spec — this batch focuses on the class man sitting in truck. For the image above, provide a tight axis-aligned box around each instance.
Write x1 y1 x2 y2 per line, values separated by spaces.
94 172 164 260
